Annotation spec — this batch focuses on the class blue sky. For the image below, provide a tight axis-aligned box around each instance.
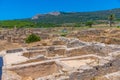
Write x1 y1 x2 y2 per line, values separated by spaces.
0 0 120 20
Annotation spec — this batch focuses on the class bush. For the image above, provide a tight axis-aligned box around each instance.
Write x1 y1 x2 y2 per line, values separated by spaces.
60 28 68 37
85 21 94 28
61 33 67 37
117 26 120 28
25 34 41 43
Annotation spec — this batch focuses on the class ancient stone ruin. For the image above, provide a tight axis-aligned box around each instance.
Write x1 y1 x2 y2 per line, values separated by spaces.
0 28 120 80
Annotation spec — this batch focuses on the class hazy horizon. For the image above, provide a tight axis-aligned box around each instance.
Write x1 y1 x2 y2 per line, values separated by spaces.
0 0 120 20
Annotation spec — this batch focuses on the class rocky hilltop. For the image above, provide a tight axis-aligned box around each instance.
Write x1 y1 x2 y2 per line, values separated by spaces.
30 8 120 23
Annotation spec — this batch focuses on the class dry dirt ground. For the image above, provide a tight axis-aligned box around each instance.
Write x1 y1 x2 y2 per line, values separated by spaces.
0 40 22 51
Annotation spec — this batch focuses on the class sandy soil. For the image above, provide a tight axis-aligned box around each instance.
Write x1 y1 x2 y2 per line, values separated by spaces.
4 52 28 66
10 62 60 79
0 40 22 51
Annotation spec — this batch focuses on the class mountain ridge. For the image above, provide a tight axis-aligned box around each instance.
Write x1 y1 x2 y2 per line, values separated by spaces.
30 8 120 24
1 8 120 28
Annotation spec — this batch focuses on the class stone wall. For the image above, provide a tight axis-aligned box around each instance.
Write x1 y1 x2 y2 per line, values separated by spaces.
69 58 120 80
23 50 47 58
8 61 60 79
47 48 66 57
26 47 46 51
6 48 23 53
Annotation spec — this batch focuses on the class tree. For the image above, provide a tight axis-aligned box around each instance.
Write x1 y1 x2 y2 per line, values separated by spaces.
25 34 41 43
85 21 94 27
108 14 115 27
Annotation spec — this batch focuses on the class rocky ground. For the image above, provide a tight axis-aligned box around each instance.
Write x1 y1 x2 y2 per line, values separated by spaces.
0 28 120 80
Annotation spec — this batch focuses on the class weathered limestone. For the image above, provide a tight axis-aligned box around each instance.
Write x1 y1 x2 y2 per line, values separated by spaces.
69 57 120 80
2 71 22 80
2 50 120 80
1 36 120 80
6 61 61 80
23 50 47 58
47 46 66 57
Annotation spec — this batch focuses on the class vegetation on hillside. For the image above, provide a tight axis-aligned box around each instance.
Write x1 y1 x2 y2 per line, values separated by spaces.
0 8 120 28
30 8 120 24
0 20 60 28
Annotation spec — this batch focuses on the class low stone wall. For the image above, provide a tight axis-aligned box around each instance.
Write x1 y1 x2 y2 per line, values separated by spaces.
69 58 120 80
8 61 60 79
66 44 113 57
66 47 86 57
26 47 45 51
6 48 23 53
47 48 66 57
23 50 47 58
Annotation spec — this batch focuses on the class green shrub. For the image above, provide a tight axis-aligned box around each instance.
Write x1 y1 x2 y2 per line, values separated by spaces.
61 33 67 37
25 34 41 43
85 21 94 28
117 26 120 28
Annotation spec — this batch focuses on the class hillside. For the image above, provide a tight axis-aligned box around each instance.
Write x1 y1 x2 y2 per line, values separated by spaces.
1 8 120 28
31 8 120 23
